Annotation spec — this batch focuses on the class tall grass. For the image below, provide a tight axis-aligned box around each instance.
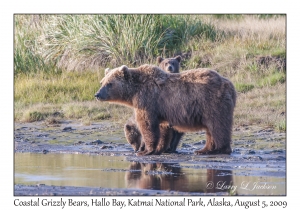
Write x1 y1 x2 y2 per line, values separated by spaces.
14 15 218 72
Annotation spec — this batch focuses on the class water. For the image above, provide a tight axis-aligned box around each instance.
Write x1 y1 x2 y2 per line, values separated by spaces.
15 153 285 195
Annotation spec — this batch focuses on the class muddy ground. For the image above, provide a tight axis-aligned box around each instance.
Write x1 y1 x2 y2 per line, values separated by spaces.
14 120 286 196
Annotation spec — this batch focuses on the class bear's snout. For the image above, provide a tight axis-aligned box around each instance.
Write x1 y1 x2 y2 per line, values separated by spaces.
94 87 109 101
167 65 174 73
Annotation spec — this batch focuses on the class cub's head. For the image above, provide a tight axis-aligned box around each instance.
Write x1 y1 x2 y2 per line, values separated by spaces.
94 65 131 102
157 56 181 73
124 123 142 152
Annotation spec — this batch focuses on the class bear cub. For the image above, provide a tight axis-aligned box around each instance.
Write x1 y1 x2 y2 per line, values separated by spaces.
157 55 181 73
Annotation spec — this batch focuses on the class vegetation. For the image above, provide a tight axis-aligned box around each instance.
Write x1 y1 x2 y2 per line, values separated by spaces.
14 14 286 131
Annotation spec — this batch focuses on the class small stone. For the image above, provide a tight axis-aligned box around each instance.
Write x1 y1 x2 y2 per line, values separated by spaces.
248 150 256 154
62 127 72 131
91 140 103 145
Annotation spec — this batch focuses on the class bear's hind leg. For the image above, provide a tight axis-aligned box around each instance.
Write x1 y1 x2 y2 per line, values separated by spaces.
194 127 232 155
194 129 215 155
136 148 155 156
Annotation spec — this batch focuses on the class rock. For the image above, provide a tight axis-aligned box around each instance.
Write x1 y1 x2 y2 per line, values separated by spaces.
248 150 256 154
276 156 286 161
74 141 85 145
100 145 113 149
91 140 103 145
271 149 284 154
62 127 73 131
181 143 191 148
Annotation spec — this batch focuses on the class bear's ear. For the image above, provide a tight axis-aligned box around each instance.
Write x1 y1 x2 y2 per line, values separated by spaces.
119 65 130 80
125 124 131 131
105 68 111 75
157 56 164 64
175 55 182 63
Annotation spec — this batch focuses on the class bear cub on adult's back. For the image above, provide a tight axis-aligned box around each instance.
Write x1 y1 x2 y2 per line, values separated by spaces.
95 64 236 156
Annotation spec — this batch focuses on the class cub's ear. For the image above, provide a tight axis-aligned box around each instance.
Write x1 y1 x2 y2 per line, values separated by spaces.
175 55 182 63
119 65 130 80
157 56 164 64
125 124 131 131
105 68 111 75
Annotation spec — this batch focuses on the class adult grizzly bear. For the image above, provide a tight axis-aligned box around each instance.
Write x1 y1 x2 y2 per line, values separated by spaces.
95 64 236 156
124 56 184 153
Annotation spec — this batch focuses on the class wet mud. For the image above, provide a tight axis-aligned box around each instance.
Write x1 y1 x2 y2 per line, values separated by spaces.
14 121 286 196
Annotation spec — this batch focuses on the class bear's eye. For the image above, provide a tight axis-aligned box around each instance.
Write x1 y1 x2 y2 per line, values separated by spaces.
107 83 113 87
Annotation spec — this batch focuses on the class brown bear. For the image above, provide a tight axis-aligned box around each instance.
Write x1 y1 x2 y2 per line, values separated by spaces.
124 116 145 152
157 55 181 73
124 56 184 153
95 64 236 156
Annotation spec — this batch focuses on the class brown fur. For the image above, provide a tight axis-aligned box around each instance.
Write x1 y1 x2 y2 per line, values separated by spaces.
124 117 183 153
124 56 183 153
124 116 144 152
124 116 181 153
95 64 236 156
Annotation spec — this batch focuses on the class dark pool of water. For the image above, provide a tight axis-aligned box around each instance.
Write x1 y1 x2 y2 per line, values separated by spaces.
14 153 285 195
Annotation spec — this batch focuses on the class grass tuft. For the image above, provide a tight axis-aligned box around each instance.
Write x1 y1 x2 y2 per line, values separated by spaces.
235 83 255 93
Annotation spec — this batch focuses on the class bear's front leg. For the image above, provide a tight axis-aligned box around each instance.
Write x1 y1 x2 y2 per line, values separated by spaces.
135 110 160 156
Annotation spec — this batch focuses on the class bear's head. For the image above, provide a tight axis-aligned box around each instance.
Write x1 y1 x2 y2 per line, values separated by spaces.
157 56 181 73
95 64 170 104
94 65 132 102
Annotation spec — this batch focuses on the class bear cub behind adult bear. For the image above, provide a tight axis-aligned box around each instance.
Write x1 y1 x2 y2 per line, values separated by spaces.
95 64 236 156
124 56 183 153
157 55 181 73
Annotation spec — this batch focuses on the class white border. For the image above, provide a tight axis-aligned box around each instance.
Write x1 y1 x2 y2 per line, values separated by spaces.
3 0 298 208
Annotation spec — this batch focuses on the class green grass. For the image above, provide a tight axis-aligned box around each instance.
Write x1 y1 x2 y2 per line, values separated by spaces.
14 14 286 130
14 70 102 105
235 83 255 93
276 120 286 132
258 72 285 87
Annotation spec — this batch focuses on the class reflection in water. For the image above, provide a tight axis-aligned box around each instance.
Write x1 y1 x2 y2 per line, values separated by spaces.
125 162 233 193
125 162 188 191
14 153 285 195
